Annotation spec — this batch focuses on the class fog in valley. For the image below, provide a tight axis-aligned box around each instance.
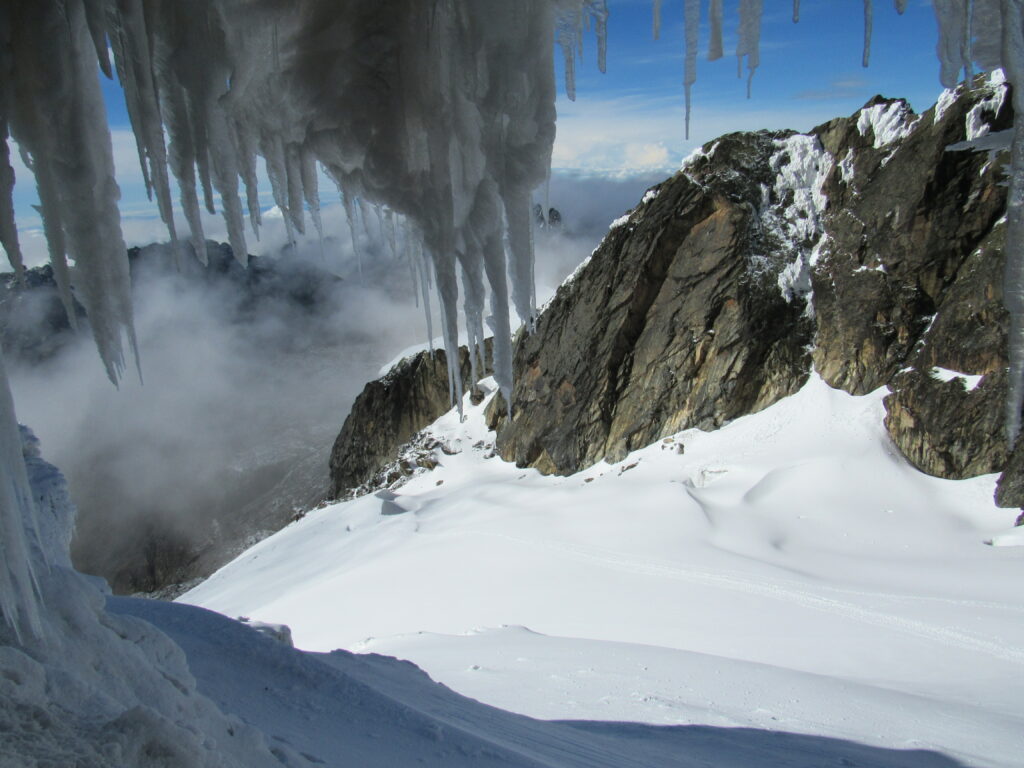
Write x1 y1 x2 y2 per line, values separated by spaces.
4 170 663 594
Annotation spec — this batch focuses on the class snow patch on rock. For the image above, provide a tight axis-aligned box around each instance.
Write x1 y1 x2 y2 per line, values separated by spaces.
765 134 833 303
930 366 984 392
857 100 919 149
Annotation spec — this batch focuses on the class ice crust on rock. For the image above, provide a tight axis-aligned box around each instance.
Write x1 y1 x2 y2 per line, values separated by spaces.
765 134 833 303
966 74 1009 141
934 86 960 124
856 100 919 150
930 366 984 391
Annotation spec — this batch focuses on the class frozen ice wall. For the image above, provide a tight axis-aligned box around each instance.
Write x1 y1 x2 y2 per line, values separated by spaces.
2 0 612 415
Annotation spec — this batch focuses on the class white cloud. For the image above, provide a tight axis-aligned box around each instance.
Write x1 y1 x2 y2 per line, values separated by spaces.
552 89 908 174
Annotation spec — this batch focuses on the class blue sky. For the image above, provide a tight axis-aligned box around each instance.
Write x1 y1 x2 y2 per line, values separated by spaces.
554 0 943 170
11 1 948 264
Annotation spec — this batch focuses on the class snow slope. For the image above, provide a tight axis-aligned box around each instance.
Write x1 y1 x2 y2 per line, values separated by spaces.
111 596 973 768
182 374 1024 767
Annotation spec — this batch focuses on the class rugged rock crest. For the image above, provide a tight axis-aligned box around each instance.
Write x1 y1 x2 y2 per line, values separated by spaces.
331 76 1021 511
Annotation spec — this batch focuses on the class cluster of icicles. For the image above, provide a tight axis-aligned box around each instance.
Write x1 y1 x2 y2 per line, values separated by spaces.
0 0 1023 635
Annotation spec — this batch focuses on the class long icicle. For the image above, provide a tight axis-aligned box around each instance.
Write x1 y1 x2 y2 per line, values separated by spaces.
683 0 700 139
709 0 724 60
863 0 873 68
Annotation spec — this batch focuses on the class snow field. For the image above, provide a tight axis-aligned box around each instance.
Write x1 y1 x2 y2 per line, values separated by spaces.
184 373 1024 767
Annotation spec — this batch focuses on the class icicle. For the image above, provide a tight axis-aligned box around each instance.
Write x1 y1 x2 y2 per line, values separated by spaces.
653 0 662 40
557 22 577 101
962 0 974 84
737 0 763 98
684 0 700 140
503 184 536 330
264 137 296 249
385 210 399 262
33 194 78 331
82 0 112 80
398 217 419 302
1001 0 1024 446
234 124 262 236
9 0 138 382
339 186 363 280
109 1 180 254
863 0 873 68
371 203 385 242
894 0 907 13
542 166 552 228
0 18 18 279
162 81 208 265
793 0 801 23
358 198 376 244
194 131 216 217
709 0 724 61
0 135 22 279
477 182 514 412
206 105 248 266
1 0 619 421
415 239 435 352
459 256 485 391
284 144 307 237
432 247 464 412
0 349 43 640
590 1 608 74
933 0 970 88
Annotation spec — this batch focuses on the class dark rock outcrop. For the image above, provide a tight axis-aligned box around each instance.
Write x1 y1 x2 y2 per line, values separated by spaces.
883 221 1010 479
328 342 492 497
330 76 1022 513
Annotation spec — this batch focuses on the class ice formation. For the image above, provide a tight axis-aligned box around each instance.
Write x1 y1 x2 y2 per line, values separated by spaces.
1 0 616 421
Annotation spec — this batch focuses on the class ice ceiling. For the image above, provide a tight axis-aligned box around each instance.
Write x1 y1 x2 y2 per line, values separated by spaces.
0 0 1022 634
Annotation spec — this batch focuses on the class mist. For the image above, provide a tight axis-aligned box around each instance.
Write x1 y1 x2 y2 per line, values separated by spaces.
4 169 664 595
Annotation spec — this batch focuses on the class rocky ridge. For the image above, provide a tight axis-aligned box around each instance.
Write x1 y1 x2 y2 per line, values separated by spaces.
331 74 1024 513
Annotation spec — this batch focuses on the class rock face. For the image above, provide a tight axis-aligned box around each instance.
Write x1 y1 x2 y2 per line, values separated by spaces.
495 132 814 473
330 75 1021 512
811 93 1009 397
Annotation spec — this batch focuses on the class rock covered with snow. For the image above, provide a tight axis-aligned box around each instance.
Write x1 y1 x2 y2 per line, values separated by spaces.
334 81 1021 498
